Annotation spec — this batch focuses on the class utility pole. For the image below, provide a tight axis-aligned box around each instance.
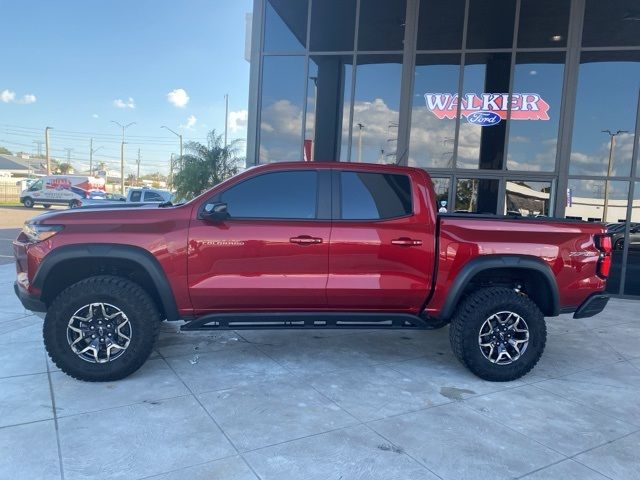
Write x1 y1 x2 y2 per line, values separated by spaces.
224 93 229 147
169 153 175 190
64 148 73 163
89 138 102 176
32 140 44 157
161 125 183 159
136 149 141 184
45 127 52 174
601 129 629 222
111 121 136 194
356 123 364 163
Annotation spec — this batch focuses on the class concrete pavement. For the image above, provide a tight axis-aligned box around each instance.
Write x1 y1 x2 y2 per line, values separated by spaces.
0 262 638 479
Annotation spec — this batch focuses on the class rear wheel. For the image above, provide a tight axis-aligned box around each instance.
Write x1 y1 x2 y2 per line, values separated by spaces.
22 197 34 208
449 287 546 382
43 275 160 382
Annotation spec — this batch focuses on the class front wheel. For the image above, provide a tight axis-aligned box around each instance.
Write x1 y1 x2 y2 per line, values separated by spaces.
449 287 546 382
22 197 34 208
68 200 80 209
43 275 161 381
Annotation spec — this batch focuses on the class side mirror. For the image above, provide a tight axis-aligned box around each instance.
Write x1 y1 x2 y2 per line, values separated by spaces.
201 202 229 222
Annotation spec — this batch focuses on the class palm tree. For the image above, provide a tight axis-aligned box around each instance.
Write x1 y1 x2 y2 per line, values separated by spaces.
172 130 242 200
57 162 74 174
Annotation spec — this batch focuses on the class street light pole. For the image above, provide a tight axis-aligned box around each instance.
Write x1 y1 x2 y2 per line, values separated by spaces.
224 93 229 148
111 121 136 194
601 129 629 222
45 127 52 174
356 123 364 163
161 125 183 159
161 126 183 189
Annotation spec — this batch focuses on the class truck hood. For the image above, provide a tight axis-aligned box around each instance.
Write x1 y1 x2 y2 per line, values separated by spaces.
28 203 180 226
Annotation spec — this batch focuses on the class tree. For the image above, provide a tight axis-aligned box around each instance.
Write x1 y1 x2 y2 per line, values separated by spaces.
0 146 12 155
57 162 74 174
172 130 242 201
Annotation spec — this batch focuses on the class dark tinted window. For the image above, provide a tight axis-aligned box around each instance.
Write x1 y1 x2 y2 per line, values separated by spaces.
340 171 412 220
143 191 164 202
518 0 570 48
358 0 407 51
583 0 640 47
263 0 308 52
220 171 317 219
129 191 142 202
466 0 516 49
417 0 465 50
310 0 356 51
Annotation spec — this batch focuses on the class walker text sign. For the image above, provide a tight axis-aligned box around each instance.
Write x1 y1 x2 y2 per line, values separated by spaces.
424 93 550 126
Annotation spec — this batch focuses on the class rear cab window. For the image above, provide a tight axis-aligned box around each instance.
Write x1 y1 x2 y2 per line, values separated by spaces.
338 171 412 220
129 191 142 202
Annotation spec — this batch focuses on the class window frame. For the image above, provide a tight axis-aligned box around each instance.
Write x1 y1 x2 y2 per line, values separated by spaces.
201 169 331 222
332 169 414 222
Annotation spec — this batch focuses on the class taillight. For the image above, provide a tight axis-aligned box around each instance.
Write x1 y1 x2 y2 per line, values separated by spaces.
595 234 612 279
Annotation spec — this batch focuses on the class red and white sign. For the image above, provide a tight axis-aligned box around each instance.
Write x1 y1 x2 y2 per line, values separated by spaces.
424 93 550 126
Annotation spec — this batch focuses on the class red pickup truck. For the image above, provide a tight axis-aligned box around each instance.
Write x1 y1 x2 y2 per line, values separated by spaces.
13 162 611 383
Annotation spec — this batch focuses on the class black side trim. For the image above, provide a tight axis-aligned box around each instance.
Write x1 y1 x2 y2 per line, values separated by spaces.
14 282 47 312
32 244 180 320
436 255 560 320
182 312 439 331
573 293 609 319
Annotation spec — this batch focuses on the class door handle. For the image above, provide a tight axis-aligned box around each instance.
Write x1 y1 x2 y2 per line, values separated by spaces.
290 235 323 245
391 237 422 246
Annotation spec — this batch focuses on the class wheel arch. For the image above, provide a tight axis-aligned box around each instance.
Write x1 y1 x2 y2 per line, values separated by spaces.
437 255 560 320
33 244 180 321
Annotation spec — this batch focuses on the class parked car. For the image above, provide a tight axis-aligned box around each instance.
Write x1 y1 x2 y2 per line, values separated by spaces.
13 162 611 383
19 175 106 209
126 187 172 203
608 222 640 251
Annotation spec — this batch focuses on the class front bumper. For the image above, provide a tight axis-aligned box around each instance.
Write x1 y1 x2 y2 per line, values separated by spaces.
573 293 609 319
14 282 47 313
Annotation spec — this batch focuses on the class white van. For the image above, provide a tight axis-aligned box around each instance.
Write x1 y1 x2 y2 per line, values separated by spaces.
20 175 106 209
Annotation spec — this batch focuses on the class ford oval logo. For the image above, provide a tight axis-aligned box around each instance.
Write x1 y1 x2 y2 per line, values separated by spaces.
466 111 502 126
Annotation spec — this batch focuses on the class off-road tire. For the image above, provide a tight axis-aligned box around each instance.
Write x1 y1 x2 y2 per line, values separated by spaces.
43 275 161 382
449 287 546 382
23 197 34 208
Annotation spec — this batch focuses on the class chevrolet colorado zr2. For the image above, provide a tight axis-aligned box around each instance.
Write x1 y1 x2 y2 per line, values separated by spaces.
13 162 611 382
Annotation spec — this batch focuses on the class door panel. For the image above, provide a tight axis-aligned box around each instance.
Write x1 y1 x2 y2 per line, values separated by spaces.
327 170 435 312
187 169 331 312
188 219 330 311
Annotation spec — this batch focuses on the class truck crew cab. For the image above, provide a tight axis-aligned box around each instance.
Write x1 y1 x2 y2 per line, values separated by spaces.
13 162 611 382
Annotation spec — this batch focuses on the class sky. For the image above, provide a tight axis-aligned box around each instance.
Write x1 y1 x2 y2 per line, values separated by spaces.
0 0 253 176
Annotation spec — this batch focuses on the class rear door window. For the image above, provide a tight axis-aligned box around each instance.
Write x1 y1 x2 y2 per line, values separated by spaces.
143 191 164 202
339 171 412 220
129 191 142 202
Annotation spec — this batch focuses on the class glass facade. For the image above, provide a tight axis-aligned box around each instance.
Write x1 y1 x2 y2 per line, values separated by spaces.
249 0 640 297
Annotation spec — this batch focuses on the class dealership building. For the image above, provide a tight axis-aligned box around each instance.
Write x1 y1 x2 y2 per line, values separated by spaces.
245 0 640 296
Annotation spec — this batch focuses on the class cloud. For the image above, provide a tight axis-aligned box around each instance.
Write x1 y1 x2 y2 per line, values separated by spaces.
1 89 36 104
228 109 248 133
92 113 99 118
113 97 135 109
180 114 197 129
18 94 36 104
0 89 15 103
167 88 189 108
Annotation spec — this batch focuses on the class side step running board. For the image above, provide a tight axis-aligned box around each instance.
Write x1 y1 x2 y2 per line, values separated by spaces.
181 312 440 331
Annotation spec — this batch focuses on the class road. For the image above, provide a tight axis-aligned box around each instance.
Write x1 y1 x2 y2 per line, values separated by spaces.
0 205 65 265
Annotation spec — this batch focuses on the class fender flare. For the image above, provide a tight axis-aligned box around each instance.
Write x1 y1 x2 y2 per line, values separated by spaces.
437 255 560 320
33 244 180 321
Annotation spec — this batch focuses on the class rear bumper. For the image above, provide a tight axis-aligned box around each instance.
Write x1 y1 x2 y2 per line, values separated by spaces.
573 293 609 319
14 282 47 313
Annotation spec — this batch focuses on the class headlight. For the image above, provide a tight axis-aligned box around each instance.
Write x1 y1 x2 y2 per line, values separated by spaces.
22 223 64 243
